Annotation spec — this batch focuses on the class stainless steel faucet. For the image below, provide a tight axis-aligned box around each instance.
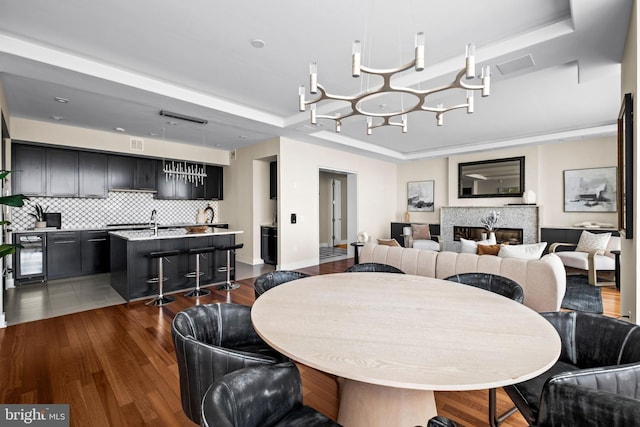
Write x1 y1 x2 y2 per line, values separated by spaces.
150 209 158 236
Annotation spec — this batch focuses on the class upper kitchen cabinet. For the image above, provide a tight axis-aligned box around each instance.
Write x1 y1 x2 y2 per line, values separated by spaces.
135 158 157 191
12 143 46 196
108 155 136 190
47 148 79 197
156 163 223 200
79 151 108 198
206 165 224 200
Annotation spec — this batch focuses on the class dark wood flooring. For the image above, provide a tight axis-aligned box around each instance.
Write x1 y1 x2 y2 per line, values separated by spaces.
0 258 621 426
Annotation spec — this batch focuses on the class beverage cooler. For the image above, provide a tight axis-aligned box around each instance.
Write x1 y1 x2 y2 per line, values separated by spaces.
13 232 46 284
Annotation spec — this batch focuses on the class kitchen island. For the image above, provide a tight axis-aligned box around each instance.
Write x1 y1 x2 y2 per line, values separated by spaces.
109 227 243 302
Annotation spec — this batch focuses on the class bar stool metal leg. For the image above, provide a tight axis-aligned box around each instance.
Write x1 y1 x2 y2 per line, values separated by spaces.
145 249 180 306
217 243 244 291
184 252 211 297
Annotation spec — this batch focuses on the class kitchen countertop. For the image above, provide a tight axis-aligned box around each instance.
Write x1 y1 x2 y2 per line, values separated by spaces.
13 223 230 233
110 227 243 241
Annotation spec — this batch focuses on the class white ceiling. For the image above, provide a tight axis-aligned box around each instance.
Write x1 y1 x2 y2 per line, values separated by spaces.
0 0 632 162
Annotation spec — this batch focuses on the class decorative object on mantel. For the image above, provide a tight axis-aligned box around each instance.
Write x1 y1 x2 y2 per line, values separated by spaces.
563 167 617 212
522 190 536 204
403 211 411 222
480 210 501 241
407 180 434 212
29 203 48 228
298 33 490 134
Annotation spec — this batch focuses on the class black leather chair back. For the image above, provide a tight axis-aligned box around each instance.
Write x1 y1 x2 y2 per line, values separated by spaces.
345 262 405 274
201 362 341 427
254 271 309 299
171 303 285 424
444 273 524 303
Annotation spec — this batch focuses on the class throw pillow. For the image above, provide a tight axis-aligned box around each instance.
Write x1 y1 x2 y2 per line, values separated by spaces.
411 224 431 240
498 242 547 260
575 231 611 254
477 243 508 256
460 235 497 254
377 238 401 247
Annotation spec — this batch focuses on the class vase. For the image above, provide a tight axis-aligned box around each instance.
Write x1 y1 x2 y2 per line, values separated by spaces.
489 231 496 242
35 221 47 228
481 232 487 240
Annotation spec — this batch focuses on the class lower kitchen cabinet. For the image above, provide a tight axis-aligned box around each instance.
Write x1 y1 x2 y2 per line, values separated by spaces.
81 230 110 274
47 231 82 280
261 226 277 265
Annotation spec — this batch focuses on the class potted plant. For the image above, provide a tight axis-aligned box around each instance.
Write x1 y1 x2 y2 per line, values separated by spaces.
29 203 48 228
0 170 28 257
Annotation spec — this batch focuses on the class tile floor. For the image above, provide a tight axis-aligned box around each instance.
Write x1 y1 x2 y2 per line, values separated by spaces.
3 262 275 326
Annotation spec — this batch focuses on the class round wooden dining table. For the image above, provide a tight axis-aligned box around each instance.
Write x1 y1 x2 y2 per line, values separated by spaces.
251 272 560 427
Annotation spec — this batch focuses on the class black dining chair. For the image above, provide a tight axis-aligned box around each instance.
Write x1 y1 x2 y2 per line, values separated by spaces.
171 302 288 424
444 272 524 426
345 262 405 274
254 270 310 299
201 362 342 427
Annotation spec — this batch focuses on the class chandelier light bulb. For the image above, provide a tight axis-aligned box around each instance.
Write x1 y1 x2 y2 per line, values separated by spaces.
298 85 306 111
310 104 317 124
310 62 318 94
466 43 476 79
467 90 474 114
415 32 425 71
352 40 362 77
401 114 408 133
482 65 491 97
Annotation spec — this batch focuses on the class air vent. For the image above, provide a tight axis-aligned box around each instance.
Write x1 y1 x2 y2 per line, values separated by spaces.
496 54 535 75
130 138 144 151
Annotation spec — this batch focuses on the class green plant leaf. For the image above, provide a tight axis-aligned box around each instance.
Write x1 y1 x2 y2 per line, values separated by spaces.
0 243 18 257
0 194 27 207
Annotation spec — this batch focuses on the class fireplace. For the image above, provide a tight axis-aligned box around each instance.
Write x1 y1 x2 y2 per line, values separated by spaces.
453 226 523 244
440 206 539 252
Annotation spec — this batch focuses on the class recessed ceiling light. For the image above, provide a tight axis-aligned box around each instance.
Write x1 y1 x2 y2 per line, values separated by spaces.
166 121 178 126
238 135 248 140
50 115 64 121
54 97 69 103
251 39 265 48
115 127 125 132
148 132 159 137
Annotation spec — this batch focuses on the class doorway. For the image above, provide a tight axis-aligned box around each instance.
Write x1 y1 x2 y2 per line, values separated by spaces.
319 169 356 263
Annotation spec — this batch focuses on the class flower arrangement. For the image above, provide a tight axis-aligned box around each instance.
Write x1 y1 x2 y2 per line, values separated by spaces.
29 203 48 223
480 210 501 231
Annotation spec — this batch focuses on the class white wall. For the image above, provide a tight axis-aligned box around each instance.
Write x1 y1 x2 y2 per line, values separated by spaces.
621 0 638 322
10 118 230 166
279 137 397 270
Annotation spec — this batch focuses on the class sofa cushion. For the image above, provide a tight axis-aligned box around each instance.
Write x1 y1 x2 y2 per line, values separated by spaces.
498 242 546 260
477 243 504 256
460 236 496 253
555 251 616 271
377 238 400 247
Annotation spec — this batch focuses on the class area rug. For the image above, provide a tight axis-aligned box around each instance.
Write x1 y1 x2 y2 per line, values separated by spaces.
561 275 603 313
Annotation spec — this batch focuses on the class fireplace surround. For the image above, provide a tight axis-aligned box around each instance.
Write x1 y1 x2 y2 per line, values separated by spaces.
441 206 539 252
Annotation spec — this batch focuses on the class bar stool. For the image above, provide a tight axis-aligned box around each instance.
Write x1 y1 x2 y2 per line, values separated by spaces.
216 243 244 290
184 246 216 297
145 249 181 306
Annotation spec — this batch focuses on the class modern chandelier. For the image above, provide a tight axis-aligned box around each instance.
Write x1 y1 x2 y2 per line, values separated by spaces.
298 33 491 134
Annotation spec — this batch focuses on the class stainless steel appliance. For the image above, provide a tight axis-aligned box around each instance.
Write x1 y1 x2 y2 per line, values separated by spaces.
14 232 46 284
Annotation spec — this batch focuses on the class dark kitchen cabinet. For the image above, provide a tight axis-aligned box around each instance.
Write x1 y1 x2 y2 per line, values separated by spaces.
12 144 46 196
108 155 136 190
261 226 277 265
135 158 157 191
81 230 110 274
47 148 79 197
206 165 224 200
270 161 277 200
79 152 108 198
47 231 82 279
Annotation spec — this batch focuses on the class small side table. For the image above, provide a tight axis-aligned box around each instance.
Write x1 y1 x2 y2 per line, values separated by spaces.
611 250 621 290
350 242 365 264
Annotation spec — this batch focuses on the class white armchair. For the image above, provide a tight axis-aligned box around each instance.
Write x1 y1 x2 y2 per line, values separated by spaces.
402 224 440 252
549 231 620 286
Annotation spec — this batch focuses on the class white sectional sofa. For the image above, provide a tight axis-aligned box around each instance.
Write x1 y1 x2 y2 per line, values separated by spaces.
359 243 566 312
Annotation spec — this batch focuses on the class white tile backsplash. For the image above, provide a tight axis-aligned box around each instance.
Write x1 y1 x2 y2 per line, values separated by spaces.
11 192 219 230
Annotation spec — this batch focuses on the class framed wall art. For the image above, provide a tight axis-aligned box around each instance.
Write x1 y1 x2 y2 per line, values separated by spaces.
618 92 634 238
563 167 617 212
407 180 434 212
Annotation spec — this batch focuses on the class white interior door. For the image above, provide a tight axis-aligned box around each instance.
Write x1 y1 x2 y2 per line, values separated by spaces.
332 179 342 246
